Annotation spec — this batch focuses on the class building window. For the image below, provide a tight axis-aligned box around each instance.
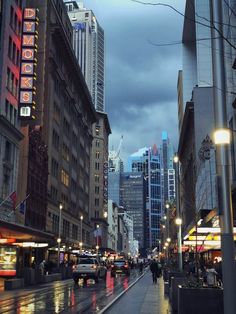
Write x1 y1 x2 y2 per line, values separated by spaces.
63 118 70 137
62 142 70 162
51 185 58 201
95 186 99 194
71 178 77 193
95 140 100 147
95 198 99 206
52 214 59 234
95 175 99 183
51 158 59 178
61 169 69 187
95 210 99 218
95 162 100 170
72 224 78 240
53 102 60 124
95 151 100 159
8 37 12 59
52 129 60 149
62 219 70 237
95 125 100 136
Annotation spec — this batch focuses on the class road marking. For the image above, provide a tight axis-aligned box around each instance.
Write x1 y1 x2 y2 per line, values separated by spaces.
98 271 147 314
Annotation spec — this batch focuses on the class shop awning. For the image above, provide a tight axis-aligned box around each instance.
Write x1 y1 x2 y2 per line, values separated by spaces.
0 219 55 244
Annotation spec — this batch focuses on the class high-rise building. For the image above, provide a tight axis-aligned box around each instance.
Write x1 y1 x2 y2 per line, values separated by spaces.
0 0 24 220
177 0 236 247
64 0 105 112
90 111 111 248
120 172 146 252
17 0 97 249
160 131 175 206
128 146 162 249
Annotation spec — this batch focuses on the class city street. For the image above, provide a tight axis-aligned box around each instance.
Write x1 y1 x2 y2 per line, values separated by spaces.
0 270 143 314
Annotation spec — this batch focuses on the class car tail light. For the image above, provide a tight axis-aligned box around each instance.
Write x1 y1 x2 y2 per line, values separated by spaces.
124 264 128 268
91 265 97 269
72 265 76 270
111 265 114 268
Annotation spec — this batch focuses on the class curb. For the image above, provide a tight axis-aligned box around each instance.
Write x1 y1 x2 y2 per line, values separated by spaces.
98 271 147 314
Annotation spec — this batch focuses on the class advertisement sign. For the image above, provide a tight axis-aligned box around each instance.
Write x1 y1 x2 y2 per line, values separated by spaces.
0 247 17 277
19 8 38 120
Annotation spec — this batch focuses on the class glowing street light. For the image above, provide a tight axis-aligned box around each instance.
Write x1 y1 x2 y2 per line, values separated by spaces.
213 128 231 145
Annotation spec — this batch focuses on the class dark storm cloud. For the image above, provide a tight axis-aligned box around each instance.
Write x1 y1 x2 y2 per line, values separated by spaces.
84 0 185 165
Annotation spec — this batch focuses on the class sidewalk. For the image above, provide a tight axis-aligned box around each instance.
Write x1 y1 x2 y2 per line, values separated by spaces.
105 271 171 314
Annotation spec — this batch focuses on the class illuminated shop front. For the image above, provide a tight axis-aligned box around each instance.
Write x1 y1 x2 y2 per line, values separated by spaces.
0 220 55 278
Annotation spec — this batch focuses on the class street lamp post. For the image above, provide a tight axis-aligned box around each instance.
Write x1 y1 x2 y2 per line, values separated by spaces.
174 155 183 272
211 2 236 313
96 224 99 247
80 215 83 250
57 203 63 270
165 203 170 264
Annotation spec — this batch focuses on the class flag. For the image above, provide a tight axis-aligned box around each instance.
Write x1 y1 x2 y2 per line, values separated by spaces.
9 191 16 209
19 201 25 215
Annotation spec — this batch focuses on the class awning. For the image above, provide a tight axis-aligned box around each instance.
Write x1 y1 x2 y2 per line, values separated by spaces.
0 219 55 244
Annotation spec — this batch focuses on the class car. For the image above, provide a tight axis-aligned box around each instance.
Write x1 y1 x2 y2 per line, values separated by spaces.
111 259 130 277
72 257 107 284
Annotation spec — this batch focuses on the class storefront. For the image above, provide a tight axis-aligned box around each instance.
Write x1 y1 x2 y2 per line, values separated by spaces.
0 220 55 281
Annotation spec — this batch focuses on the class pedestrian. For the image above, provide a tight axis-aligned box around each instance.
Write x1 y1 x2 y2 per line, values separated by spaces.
205 261 218 286
139 261 143 274
39 260 45 276
150 259 159 283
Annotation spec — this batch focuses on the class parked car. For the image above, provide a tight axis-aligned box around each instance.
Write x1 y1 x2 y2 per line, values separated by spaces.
72 257 107 284
111 259 130 277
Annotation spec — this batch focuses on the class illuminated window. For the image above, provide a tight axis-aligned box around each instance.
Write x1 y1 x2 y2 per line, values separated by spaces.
95 151 100 159
61 169 69 187
95 125 100 136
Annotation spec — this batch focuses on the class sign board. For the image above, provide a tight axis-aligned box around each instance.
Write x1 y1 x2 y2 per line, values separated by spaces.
19 8 38 120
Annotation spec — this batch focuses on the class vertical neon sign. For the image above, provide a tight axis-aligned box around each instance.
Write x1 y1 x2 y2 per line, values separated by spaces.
19 8 38 119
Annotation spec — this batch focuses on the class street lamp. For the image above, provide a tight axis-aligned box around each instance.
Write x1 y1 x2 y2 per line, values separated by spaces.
96 224 99 248
167 237 171 243
57 203 63 270
80 215 83 249
174 154 183 272
95 245 99 255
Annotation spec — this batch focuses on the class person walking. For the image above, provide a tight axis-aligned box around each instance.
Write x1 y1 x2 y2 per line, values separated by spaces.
150 259 159 284
205 261 218 287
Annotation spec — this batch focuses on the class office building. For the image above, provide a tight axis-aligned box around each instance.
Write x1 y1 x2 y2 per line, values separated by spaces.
0 0 24 220
127 146 161 249
64 0 105 112
120 172 146 251
17 0 97 249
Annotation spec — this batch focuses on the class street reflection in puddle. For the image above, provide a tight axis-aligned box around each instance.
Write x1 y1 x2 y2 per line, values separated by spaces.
0 271 139 314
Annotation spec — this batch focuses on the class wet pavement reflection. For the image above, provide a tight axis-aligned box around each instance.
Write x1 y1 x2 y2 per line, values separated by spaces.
0 270 142 314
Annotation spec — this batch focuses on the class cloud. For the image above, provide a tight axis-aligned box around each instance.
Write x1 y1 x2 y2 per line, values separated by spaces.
84 0 185 165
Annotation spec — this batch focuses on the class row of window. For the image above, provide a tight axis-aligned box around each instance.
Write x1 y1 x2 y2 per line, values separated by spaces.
10 5 21 37
8 36 20 67
5 99 17 126
6 67 18 98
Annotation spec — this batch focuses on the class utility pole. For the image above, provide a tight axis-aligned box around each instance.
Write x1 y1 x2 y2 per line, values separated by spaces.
211 1 236 313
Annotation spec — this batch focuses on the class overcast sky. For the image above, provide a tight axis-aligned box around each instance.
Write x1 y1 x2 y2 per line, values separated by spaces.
84 0 185 165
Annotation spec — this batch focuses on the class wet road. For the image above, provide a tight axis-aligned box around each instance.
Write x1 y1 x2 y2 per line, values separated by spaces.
0 270 143 314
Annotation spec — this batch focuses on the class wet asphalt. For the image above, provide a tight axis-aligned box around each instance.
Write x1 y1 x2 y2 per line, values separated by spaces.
0 269 143 314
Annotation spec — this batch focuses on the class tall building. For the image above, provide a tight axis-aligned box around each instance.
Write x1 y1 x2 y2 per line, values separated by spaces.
64 0 105 112
90 111 111 248
120 172 146 253
178 0 236 250
128 146 162 249
0 0 24 220
17 0 97 250
160 131 175 206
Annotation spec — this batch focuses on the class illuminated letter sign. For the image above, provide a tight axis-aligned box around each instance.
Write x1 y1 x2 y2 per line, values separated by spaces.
19 8 38 120
21 62 34 75
22 48 35 61
22 35 35 47
21 77 33 89
24 8 36 19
